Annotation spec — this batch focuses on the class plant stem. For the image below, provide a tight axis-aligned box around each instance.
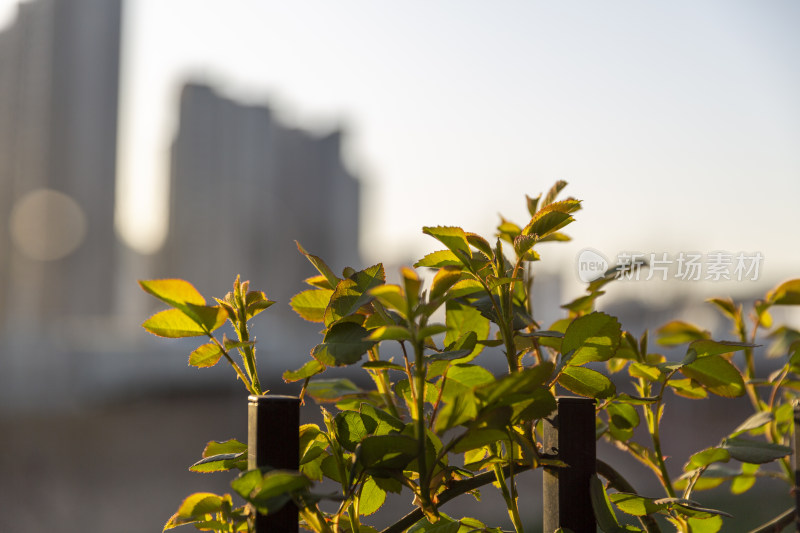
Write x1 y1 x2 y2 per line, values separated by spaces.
381 462 533 533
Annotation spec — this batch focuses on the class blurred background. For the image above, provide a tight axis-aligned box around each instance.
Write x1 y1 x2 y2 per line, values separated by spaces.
0 0 798 531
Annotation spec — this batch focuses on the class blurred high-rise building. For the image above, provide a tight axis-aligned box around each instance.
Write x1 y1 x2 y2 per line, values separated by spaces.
160 83 361 307
0 0 122 331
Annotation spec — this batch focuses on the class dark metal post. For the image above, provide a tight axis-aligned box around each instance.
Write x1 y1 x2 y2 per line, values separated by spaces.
793 399 800 531
543 396 597 533
248 394 300 533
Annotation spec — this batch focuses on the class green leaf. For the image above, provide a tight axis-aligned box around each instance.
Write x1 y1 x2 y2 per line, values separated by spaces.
164 492 226 529
414 250 462 268
431 266 464 301
608 493 666 516
335 411 377 451
419 324 448 338
358 476 386 516
706 297 738 321
290 289 333 322
445 299 490 358
475 362 554 406
606 402 639 441
423 226 471 258
558 366 615 399
721 437 792 464
590 475 622 532
767 279 800 305
435 392 479 432
296 241 340 289
369 284 408 317
367 325 413 342
688 339 755 358
466 232 494 258
189 342 224 368
203 439 247 457
143 308 215 338
283 359 324 382
139 278 206 308
685 447 730 471
656 320 709 346
686 515 723 533
189 452 246 473
305 378 362 402
358 434 418 470
245 290 275 320
667 378 707 399
513 234 537 257
452 428 509 453
446 279 484 299
312 322 376 366
563 312 621 365
680 355 745 398
543 180 568 206
360 402 404 435
362 360 405 371
730 411 773 437
324 265 386 326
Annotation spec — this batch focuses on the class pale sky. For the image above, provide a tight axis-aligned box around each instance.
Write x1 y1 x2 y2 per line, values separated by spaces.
2 0 799 299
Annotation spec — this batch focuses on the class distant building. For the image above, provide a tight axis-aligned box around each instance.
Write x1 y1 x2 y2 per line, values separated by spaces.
160 83 361 307
0 0 122 330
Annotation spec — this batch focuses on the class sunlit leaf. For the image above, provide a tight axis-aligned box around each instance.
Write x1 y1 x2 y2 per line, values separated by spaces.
680 355 745 398
563 312 621 365
767 279 800 305
558 366 615 399
189 342 223 368
143 308 211 338
656 321 709 346
290 289 333 323
283 359 324 382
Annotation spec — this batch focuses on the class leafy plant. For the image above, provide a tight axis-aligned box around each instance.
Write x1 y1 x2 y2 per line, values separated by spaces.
141 182 800 532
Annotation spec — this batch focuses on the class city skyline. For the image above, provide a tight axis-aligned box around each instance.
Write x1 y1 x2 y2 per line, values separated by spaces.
0 0 797 301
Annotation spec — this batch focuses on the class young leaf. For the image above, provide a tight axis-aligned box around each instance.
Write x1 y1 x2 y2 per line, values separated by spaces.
164 492 227 530
766 279 800 305
558 366 615 399
430 266 463 301
189 342 223 368
656 321 709 346
189 452 246 473
312 322 376 366
305 378 362 402
143 308 210 338
296 241 340 289
542 180 568 206
358 476 386 516
688 339 755 358
422 226 471 258
562 312 621 366
203 439 247 457
139 278 206 308
290 289 333 322
685 447 730 471
414 250 462 268
283 359 324 382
